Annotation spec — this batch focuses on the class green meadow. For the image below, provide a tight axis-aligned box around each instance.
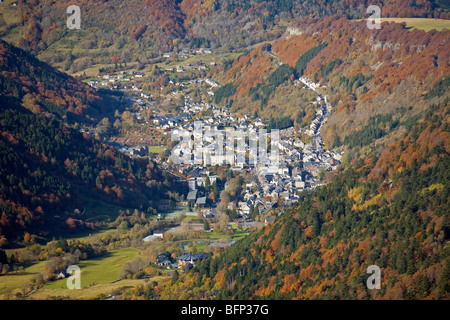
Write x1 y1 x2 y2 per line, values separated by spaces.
379 18 450 32
43 248 139 289
354 17 450 32
147 146 166 154
0 260 47 298
0 248 148 299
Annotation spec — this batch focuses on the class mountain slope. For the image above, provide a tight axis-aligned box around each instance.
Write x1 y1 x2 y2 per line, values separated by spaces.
0 39 106 123
153 100 449 299
0 0 448 75
214 16 449 154
0 95 173 244
0 43 178 246
117 17 450 300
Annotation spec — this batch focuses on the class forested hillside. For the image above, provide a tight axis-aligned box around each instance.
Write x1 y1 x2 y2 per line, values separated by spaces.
215 16 449 156
0 39 106 123
150 100 450 300
0 96 174 245
0 0 448 301
0 0 448 75
112 13 450 300
0 41 178 246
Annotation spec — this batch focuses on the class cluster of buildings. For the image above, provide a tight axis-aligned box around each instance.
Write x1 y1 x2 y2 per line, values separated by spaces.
152 113 192 128
99 69 342 223
163 46 215 73
167 60 216 73
87 71 145 89
294 76 323 92
118 145 148 158
163 47 213 60
161 77 342 220
155 251 209 270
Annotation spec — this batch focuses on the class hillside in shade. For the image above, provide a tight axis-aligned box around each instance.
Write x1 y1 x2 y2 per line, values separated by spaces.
0 42 177 245
0 39 109 123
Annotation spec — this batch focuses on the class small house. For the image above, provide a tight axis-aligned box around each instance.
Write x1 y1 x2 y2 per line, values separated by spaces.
57 269 70 279
264 217 275 225
196 197 207 208
153 230 165 238
177 252 209 267
187 190 198 203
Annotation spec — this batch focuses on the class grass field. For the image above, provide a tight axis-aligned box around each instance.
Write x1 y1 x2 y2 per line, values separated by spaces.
30 276 169 300
0 248 146 299
147 146 166 154
355 18 450 32
0 261 47 298
43 248 139 290
207 224 250 241
0 214 252 299
379 18 450 31
65 228 113 243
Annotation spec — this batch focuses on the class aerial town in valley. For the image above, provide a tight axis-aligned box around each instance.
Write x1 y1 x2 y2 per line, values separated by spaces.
164 76 342 220
84 53 343 226
3 1 445 302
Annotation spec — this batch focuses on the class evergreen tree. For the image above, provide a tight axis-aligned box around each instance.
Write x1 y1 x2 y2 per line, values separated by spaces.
205 176 211 190
0 249 8 264
171 270 179 284
203 219 210 231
